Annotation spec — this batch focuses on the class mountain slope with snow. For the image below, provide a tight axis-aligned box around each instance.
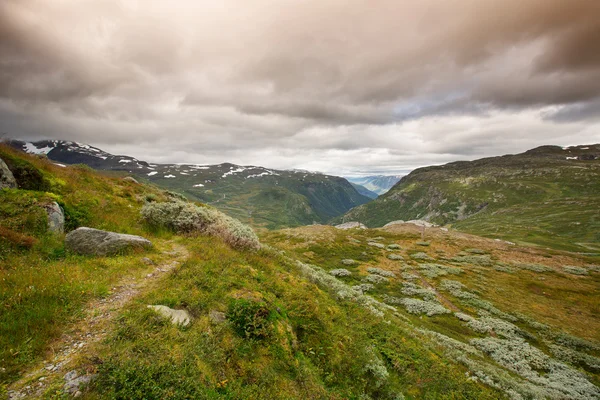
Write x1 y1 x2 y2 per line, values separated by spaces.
8 139 371 228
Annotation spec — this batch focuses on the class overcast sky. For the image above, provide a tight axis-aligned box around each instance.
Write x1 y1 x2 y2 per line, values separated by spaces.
1 0 599 176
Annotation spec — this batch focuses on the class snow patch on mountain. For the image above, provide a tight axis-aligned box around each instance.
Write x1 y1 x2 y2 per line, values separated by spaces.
24 142 54 155
147 171 157 176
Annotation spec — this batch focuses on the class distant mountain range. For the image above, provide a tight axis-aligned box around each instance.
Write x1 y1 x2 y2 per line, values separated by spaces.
339 144 600 253
7 139 372 229
346 175 402 195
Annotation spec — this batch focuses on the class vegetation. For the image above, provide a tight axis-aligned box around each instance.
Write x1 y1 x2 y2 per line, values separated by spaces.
2 144 599 399
339 144 600 253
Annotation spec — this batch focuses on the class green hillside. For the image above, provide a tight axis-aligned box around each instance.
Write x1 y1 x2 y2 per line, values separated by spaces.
2 145 599 399
339 145 600 253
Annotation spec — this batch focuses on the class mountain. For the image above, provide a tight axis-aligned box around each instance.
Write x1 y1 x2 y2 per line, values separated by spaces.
8 139 372 229
349 182 379 199
346 175 402 195
3 144 599 399
339 144 600 252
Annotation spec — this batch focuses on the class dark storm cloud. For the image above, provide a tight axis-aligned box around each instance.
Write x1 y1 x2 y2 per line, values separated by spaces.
0 0 599 174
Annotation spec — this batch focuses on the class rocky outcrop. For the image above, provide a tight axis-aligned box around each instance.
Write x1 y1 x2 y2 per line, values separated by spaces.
0 157 17 189
147 305 191 326
65 227 152 256
45 202 65 234
335 221 367 230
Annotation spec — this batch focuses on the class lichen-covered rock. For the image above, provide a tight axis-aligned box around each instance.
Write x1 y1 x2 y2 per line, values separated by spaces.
148 305 191 326
45 201 65 234
65 227 152 256
335 221 367 230
0 157 17 189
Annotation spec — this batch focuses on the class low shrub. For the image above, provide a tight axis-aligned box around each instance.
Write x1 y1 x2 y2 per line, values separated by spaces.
367 267 396 278
141 200 260 250
330 268 352 277
226 298 273 340
562 266 588 276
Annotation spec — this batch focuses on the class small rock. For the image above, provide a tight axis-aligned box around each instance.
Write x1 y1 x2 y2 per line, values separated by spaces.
74 391 82 398
147 305 191 326
0 157 17 189
64 370 96 395
209 310 227 324
335 221 367 230
44 201 65 234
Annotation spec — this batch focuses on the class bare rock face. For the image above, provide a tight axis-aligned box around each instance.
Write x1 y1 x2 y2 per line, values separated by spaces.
0 157 17 189
147 305 191 326
65 227 152 256
45 201 65 234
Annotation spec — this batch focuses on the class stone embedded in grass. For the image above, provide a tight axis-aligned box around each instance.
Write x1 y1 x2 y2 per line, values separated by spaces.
562 266 588 275
209 310 227 324
387 253 404 261
341 259 357 266
368 242 385 249
66 227 152 256
367 267 396 278
330 268 352 277
64 370 97 396
147 305 191 326
387 244 401 250
410 252 435 262
0 157 17 189
45 201 65 234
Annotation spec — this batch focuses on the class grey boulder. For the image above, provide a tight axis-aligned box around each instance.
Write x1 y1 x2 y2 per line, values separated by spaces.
45 202 65 234
0 157 17 189
66 227 152 256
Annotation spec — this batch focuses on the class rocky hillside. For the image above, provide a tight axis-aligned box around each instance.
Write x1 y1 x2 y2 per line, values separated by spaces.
339 145 600 253
347 175 403 195
8 140 371 229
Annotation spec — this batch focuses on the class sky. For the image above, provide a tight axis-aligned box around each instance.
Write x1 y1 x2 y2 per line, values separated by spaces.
1 0 600 176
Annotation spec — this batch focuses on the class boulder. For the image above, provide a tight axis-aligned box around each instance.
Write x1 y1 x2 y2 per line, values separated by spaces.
65 227 152 256
335 221 367 230
147 305 191 326
45 201 65 234
0 157 17 189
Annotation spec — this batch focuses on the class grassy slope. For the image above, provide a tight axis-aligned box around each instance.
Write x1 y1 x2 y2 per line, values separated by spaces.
3 146 599 399
0 147 497 399
339 145 600 253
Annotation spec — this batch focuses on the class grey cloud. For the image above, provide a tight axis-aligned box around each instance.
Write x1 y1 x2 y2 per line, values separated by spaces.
1 0 599 175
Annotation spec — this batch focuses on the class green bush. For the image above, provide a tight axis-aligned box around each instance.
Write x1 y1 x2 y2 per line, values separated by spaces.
226 299 273 340
0 152 50 191
141 200 260 250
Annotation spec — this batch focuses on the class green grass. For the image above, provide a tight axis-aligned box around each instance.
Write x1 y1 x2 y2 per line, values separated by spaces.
339 146 600 253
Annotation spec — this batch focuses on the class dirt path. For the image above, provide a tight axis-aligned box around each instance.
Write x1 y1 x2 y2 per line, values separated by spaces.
7 243 189 399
